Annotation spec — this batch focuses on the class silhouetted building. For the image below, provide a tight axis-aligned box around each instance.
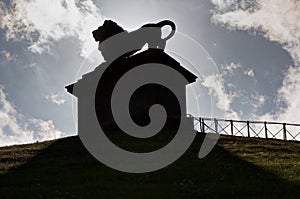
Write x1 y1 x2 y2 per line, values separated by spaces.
66 20 197 133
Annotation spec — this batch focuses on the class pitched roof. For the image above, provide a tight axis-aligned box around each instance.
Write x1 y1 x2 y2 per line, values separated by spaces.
66 49 197 95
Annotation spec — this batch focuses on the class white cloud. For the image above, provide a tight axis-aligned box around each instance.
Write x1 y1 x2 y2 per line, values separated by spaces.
211 0 240 12
211 0 300 65
211 0 300 124
200 62 249 120
264 66 300 124
0 0 103 58
45 92 66 106
221 62 242 75
0 85 34 146
0 85 64 146
0 50 16 62
250 92 265 109
202 73 239 119
244 68 255 77
30 118 64 141
24 63 37 68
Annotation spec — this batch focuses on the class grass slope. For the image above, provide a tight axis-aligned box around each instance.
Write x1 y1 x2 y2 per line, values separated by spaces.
0 134 299 199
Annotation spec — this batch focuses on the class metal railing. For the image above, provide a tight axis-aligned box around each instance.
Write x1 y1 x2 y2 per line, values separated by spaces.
188 116 300 141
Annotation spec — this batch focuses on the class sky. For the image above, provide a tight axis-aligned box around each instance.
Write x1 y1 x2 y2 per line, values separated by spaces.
0 0 300 146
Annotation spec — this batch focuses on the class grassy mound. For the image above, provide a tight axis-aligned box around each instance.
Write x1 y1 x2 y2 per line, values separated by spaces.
0 133 299 198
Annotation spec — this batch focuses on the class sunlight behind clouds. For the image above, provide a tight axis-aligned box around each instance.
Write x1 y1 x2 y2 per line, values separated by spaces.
0 0 103 58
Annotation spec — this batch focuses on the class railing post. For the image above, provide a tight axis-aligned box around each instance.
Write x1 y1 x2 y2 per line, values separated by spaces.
230 120 234 136
214 118 218 134
283 123 287 141
264 121 268 139
247 121 250 137
202 118 205 133
198 117 201 132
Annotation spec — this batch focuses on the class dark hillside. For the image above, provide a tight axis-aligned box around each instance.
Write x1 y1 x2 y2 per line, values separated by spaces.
0 133 299 198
